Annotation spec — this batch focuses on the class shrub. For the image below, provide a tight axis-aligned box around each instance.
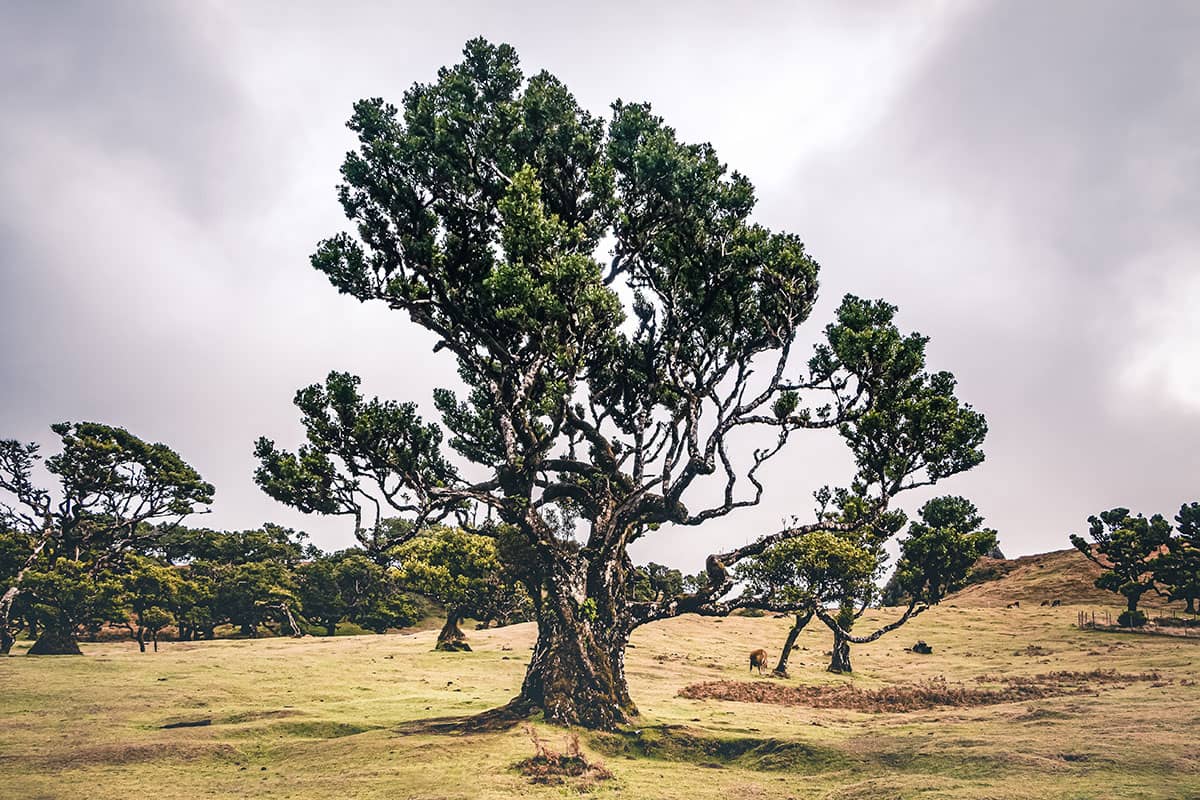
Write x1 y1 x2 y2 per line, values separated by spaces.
1117 609 1147 628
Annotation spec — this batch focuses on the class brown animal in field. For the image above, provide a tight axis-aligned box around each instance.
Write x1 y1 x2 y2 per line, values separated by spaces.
1006 601 1020 608
1051 599 1061 607
749 648 768 675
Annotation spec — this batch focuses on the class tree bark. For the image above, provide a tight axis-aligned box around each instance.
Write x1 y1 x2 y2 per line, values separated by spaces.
828 629 852 673
28 622 82 655
136 627 147 653
773 610 813 678
325 621 338 637
435 608 471 652
512 555 636 730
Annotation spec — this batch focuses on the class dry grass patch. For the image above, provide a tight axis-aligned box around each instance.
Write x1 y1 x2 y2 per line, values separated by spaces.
679 670 1165 713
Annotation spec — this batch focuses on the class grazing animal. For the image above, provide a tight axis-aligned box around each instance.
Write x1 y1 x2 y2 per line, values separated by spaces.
1006 601 1020 608
1040 600 1049 607
1051 599 1061 607
749 648 768 675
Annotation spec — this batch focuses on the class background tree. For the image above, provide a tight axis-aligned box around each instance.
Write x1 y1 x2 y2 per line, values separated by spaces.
1071 508 1170 627
630 563 684 603
391 525 512 651
256 39 986 728
19 560 122 654
173 569 217 641
0 528 35 648
739 495 994 674
0 423 213 654
208 560 301 639
1155 502 1200 614
119 555 185 652
736 525 878 677
295 550 418 635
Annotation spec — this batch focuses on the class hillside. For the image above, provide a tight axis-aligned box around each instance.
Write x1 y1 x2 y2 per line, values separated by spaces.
948 547 1182 609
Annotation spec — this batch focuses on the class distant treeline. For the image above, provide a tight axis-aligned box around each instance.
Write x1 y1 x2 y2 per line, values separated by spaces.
0 520 541 653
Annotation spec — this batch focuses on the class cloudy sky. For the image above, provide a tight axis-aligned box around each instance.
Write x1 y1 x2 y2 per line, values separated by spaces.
2 1 1197 569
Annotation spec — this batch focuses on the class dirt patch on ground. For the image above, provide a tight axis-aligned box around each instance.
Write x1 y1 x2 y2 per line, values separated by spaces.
679 670 1165 713
514 726 613 790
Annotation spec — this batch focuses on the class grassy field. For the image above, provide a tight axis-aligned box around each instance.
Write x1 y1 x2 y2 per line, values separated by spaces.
3 604 1199 800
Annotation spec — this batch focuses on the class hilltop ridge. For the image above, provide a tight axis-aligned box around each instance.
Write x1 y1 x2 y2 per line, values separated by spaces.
946 547 1183 609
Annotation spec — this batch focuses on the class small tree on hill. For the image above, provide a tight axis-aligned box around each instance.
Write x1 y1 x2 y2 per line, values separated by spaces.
1070 508 1170 627
0 423 213 654
1155 502 1200 615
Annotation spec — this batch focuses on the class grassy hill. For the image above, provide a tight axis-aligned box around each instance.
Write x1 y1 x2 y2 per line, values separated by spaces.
3 604 1200 799
947 548 1185 610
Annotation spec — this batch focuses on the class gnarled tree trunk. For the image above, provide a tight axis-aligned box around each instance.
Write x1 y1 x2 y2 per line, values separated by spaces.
435 608 471 652
28 622 82 655
513 553 636 730
828 629 852 673
773 610 813 678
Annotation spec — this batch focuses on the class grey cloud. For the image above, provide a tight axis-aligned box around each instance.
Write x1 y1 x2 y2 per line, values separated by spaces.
734 0 1200 563
2 2 1197 565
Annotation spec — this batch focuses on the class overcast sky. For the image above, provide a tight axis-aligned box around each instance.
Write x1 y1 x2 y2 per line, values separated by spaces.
2 1 1197 570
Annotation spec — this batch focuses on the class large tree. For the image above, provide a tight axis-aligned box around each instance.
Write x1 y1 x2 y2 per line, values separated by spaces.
1071 508 1170 627
254 39 986 728
0 422 213 654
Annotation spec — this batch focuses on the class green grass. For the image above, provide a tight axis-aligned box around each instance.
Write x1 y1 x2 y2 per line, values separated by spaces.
3 604 1199 799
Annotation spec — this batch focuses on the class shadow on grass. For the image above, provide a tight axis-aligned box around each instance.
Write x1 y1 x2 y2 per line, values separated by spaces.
393 699 535 736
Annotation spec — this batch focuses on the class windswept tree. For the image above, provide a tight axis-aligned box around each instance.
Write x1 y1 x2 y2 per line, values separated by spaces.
0 423 213 654
255 39 986 728
1071 508 1171 627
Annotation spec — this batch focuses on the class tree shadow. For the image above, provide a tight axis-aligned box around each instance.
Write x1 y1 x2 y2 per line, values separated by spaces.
392 699 534 736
